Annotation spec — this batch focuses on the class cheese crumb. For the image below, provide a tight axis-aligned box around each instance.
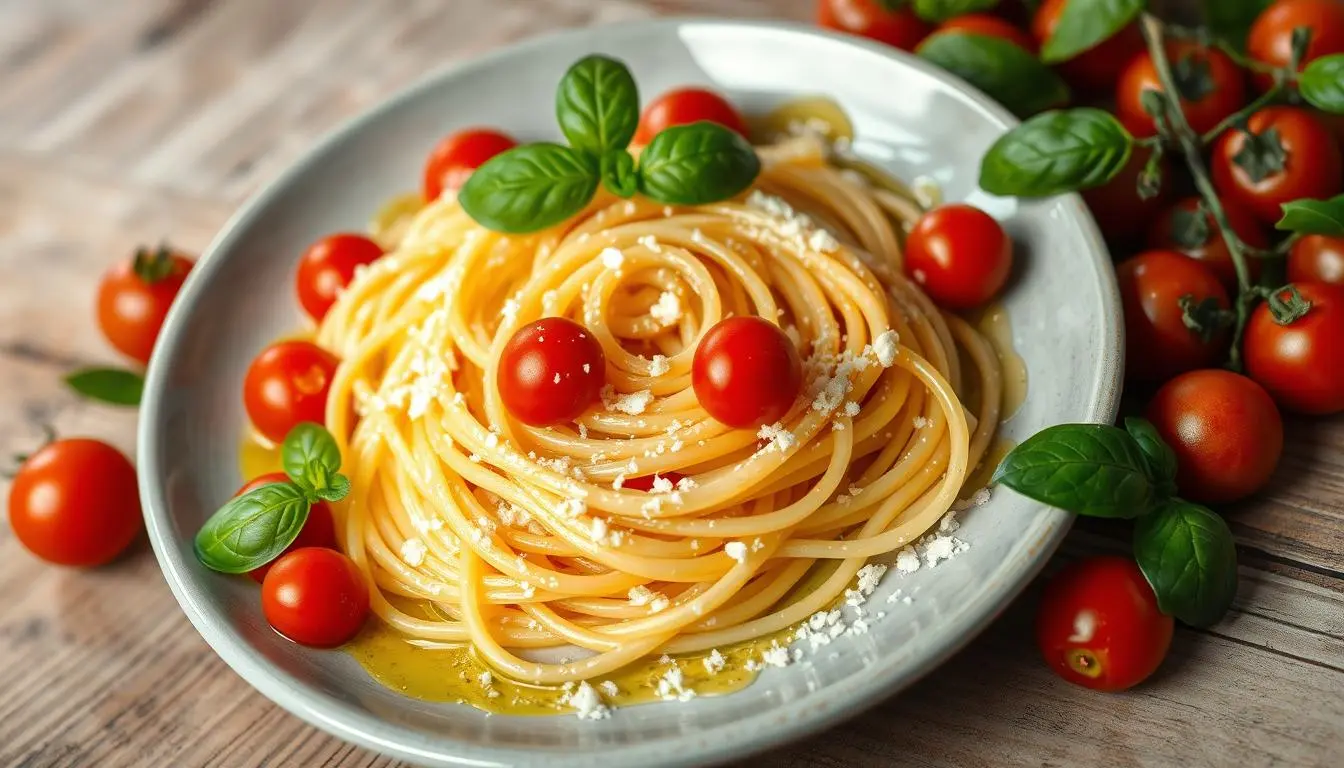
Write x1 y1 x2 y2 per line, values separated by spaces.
599 680 619 698
649 354 671 376
724 541 748 563
895 547 921 574
761 643 792 668
562 681 611 720
873 330 900 367
808 228 840 253
399 538 427 567
650 291 681 326
637 234 663 253
703 649 726 675
843 401 862 418
611 390 654 415
756 422 798 453
655 664 696 701
912 415 930 429
600 247 625 270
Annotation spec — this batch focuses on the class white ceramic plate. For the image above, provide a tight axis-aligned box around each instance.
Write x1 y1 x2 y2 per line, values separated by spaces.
139 18 1122 768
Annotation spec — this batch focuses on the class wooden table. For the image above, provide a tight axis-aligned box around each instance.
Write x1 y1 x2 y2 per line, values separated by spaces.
1 1 1341 766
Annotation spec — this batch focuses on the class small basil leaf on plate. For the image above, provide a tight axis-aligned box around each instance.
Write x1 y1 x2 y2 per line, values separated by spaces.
1040 0 1144 64
1299 55 1344 115
459 143 600 233
638 122 761 205
313 474 352 504
991 423 1154 518
556 54 640 155
979 108 1134 197
280 422 348 500
917 32 1070 118
64 367 145 406
1134 499 1238 627
601 149 639 198
195 482 312 573
1275 194 1344 236
911 0 1002 25
1124 417 1178 499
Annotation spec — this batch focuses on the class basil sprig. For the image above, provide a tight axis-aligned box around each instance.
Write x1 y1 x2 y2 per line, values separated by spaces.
1039 0 1144 65
65 367 145 406
979 109 1134 197
1299 54 1344 115
1276 194 1344 237
994 418 1238 628
195 422 350 573
459 54 759 233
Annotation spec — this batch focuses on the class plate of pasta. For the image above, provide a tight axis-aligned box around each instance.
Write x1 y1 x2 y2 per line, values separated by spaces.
140 17 1122 768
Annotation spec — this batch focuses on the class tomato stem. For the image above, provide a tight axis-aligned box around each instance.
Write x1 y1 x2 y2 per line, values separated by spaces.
1162 23 1287 78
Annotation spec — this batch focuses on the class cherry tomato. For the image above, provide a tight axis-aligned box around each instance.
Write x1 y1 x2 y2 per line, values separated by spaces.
927 13 1036 52
1248 0 1344 90
498 318 606 426
1244 282 1344 414
1147 196 1268 292
1036 556 1173 692
1288 235 1344 285
1116 42 1245 138
1117 250 1232 385
623 471 687 492
1032 0 1145 93
1212 106 1344 225
1082 145 1173 244
7 439 141 567
295 233 383 322
693 316 803 429
96 245 194 365
423 128 517 201
633 87 749 146
816 0 931 52
903 204 1012 309
262 547 369 648
243 341 340 443
233 472 339 583
1146 370 1283 504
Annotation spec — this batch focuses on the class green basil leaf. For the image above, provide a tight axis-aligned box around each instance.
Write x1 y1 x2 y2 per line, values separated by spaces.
556 54 640 155
601 149 638 198
638 122 761 205
281 422 343 497
1276 194 1344 236
64 367 145 406
1124 417 1178 499
991 423 1155 518
911 0 999 23
1299 55 1344 114
979 108 1134 197
1040 0 1143 64
1202 0 1272 51
1134 499 1238 627
194 483 312 573
314 474 352 503
459 144 600 233
918 32 1069 118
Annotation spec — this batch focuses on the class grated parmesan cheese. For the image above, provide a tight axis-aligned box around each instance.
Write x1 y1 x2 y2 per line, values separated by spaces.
399 538 427 567
703 649 727 675
600 247 625 270
724 541 748 563
650 291 681 326
610 390 654 415
562 680 611 720
649 354 671 376
756 422 798 453
873 330 900 367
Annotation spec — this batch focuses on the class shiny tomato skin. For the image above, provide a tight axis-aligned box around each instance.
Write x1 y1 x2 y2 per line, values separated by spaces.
243 341 340 443
1032 0 1145 93
1288 235 1344 285
295 233 383 322
262 548 369 648
817 0 931 52
1244 282 1344 414
423 128 517 201
1116 43 1246 138
96 250 194 365
1146 370 1283 504
498 318 606 427
1117 250 1232 385
693 316 803 429
233 472 339 583
7 439 141 567
1036 556 1174 692
1082 146 1173 244
1147 196 1268 292
929 13 1036 52
633 87 749 145
1212 106 1344 225
1248 0 1344 90
903 204 1012 309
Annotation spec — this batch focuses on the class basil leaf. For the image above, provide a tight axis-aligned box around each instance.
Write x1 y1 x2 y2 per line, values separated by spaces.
1124 417 1178 499
979 109 1134 197
1134 499 1238 627
64 367 144 406
638 122 761 205
459 144 599 233
281 422 344 499
556 54 640 155
601 149 638 198
911 0 999 23
194 483 312 573
1202 0 1272 51
1040 0 1143 64
314 474 352 503
991 423 1155 518
918 32 1069 118
1299 55 1344 114
1276 194 1344 236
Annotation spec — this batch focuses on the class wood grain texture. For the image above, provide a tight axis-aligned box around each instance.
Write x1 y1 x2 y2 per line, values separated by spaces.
0 2 1341 767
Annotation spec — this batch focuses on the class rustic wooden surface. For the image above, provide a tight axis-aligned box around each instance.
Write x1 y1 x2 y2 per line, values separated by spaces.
1 1 1341 766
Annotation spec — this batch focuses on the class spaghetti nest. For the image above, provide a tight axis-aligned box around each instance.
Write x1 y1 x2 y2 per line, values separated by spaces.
317 140 1003 685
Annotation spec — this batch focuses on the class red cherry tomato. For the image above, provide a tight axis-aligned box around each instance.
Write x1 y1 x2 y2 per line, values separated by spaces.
927 13 1036 52
243 341 340 443
633 87 749 146
1147 196 1268 292
233 472 339 583
423 128 517 201
295 233 383 322
1248 0 1344 90
96 246 194 365
7 439 141 567
903 204 1012 310
1117 250 1232 385
816 0 931 52
1036 556 1173 692
1212 106 1344 225
262 547 369 648
1116 42 1245 138
623 471 687 492
1244 282 1344 414
1288 235 1344 285
693 316 803 429
1032 0 1145 93
1146 370 1283 504
1082 145 1173 245
498 318 606 426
